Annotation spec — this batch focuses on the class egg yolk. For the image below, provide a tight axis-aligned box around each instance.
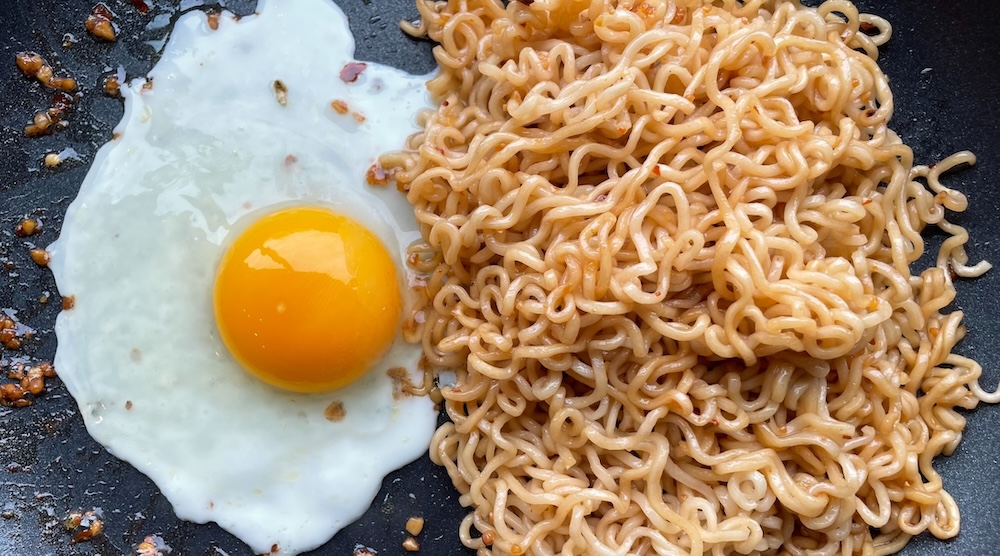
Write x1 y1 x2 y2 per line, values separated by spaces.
213 207 402 393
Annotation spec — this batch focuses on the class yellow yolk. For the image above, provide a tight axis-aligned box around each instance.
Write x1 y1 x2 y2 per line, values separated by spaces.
213 207 402 393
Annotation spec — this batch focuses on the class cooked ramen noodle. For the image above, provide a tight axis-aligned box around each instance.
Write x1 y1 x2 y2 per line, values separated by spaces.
382 0 999 554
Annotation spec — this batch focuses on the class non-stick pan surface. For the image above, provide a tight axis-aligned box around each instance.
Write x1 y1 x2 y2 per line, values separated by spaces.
1 1 998 555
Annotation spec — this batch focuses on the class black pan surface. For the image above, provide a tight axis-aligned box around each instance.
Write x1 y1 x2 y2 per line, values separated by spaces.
1 1 998 555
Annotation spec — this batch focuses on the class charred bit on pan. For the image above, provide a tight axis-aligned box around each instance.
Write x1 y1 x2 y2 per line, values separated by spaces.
339 61 367 83
86 3 119 42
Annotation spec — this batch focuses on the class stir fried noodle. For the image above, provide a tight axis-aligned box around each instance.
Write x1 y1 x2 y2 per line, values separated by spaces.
381 0 999 554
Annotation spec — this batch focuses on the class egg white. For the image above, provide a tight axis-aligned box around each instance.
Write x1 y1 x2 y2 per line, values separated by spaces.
47 1 436 554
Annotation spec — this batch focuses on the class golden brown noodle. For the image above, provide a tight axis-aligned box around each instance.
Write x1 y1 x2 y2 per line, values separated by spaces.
382 0 999 554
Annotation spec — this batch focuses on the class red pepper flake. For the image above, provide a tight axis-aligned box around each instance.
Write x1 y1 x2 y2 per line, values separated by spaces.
366 163 389 186
339 62 367 83
130 0 150 14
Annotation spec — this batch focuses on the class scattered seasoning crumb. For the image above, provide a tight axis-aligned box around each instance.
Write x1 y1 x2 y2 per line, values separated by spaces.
62 295 76 311
15 218 40 237
29 249 51 267
324 400 345 422
206 11 221 30
405 516 424 536
44 152 63 167
104 74 120 97
402 537 420 552
339 62 367 83
1 509 14 519
353 545 378 556
481 530 495 546
64 508 103 543
273 80 288 106
15 52 77 91
86 3 119 42
130 348 142 362
331 99 349 114
270 544 279 554
39 292 50 304
352 111 366 123
366 163 389 186
125 400 133 410
387 367 407 399
62 33 79 48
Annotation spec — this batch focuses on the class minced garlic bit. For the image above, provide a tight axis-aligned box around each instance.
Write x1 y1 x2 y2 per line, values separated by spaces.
402 537 420 552
365 163 389 187
324 400 346 421
85 3 118 42
1 362 57 408
104 74 121 97
64 508 103 543
15 218 40 237
405 516 424 536
132 534 172 556
29 249 51 267
331 99 349 114
273 79 288 106
24 92 75 137
16 52 77 91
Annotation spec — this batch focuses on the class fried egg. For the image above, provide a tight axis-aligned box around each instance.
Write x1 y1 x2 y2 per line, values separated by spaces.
46 0 435 554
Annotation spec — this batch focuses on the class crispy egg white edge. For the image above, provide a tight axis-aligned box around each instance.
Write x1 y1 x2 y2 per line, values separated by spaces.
46 0 439 554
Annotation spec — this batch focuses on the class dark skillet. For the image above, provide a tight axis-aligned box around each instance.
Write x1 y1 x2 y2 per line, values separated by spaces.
0 1 998 555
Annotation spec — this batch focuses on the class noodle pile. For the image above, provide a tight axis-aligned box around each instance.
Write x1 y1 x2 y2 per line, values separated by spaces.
381 0 999 554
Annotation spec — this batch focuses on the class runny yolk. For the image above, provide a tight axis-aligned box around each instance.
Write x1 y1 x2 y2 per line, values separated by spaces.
213 207 401 393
